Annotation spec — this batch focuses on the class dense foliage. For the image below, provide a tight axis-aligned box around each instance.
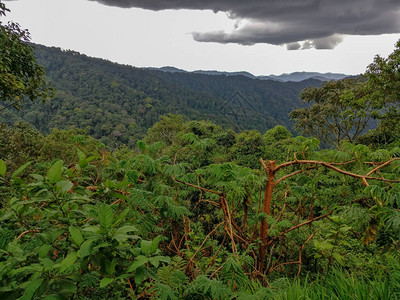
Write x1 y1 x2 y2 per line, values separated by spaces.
0 118 400 299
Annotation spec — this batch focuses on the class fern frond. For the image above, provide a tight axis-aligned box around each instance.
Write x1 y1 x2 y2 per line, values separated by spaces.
221 256 250 290
153 283 178 300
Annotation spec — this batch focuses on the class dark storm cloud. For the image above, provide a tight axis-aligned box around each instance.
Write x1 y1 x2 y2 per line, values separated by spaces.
89 0 400 49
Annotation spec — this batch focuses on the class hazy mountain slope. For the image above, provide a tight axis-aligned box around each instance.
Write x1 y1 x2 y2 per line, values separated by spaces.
147 67 348 82
267 71 348 82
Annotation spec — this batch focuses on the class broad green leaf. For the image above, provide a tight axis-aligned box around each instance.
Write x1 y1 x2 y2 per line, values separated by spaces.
93 242 112 251
69 226 83 246
134 266 145 285
100 278 114 288
127 255 148 272
149 256 170 268
140 240 152 255
87 155 98 163
79 239 96 257
113 226 138 236
105 259 116 276
0 159 6 177
56 180 73 194
113 225 139 242
150 235 163 255
77 148 86 161
82 226 100 233
59 251 78 273
38 244 52 259
20 278 44 300
47 160 64 184
12 161 32 179
98 204 114 230
30 174 44 181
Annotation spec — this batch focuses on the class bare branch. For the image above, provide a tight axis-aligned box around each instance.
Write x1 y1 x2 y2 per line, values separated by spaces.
174 178 223 195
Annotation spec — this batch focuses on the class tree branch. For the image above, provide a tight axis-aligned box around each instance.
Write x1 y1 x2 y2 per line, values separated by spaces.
266 212 332 246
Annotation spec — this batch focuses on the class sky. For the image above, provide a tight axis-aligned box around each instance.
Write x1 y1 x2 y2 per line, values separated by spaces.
2 0 400 76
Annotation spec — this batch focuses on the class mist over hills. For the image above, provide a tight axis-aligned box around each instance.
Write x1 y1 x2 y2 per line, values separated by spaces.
2 44 323 147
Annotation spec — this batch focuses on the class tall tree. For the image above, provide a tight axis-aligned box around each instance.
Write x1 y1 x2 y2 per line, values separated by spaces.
362 39 400 145
290 77 380 146
0 3 54 109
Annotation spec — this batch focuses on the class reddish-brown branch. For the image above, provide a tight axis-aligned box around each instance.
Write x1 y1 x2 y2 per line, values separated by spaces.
297 232 315 278
367 157 400 176
174 178 223 195
220 196 237 253
275 170 303 185
127 278 134 297
274 159 400 186
173 147 191 166
17 230 39 240
266 212 332 246
275 158 356 172
189 222 224 263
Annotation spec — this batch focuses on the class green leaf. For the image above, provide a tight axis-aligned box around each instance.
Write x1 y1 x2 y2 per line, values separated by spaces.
100 278 114 288
134 266 145 285
141 240 152 255
105 259 116 276
69 226 83 246
47 160 64 184
113 225 137 235
12 161 32 179
40 258 55 268
0 159 6 177
150 235 163 255
112 225 139 243
20 278 44 300
79 239 95 257
127 255 148 272
98 204 114 230
149 256 171 268
56 180 73 194
59 251 78 273
38 244 52 259
77 148 86 161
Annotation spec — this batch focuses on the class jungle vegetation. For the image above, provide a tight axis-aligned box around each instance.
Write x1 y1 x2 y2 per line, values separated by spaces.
1 3 400 299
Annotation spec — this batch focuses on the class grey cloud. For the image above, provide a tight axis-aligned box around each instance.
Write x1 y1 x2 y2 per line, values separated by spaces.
286 42 301 51
313 34 344 50
89 0 400 49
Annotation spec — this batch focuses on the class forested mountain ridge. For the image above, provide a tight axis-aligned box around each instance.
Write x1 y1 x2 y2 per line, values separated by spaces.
1 44 321 147
147 67 349 82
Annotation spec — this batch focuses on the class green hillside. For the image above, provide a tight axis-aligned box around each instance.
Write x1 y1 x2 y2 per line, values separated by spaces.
1 44 321 147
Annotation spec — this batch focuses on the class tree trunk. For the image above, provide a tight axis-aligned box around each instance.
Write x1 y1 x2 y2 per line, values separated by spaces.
258 160 276 273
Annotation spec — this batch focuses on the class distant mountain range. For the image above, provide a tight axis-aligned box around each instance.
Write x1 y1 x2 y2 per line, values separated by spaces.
146 67 350 82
